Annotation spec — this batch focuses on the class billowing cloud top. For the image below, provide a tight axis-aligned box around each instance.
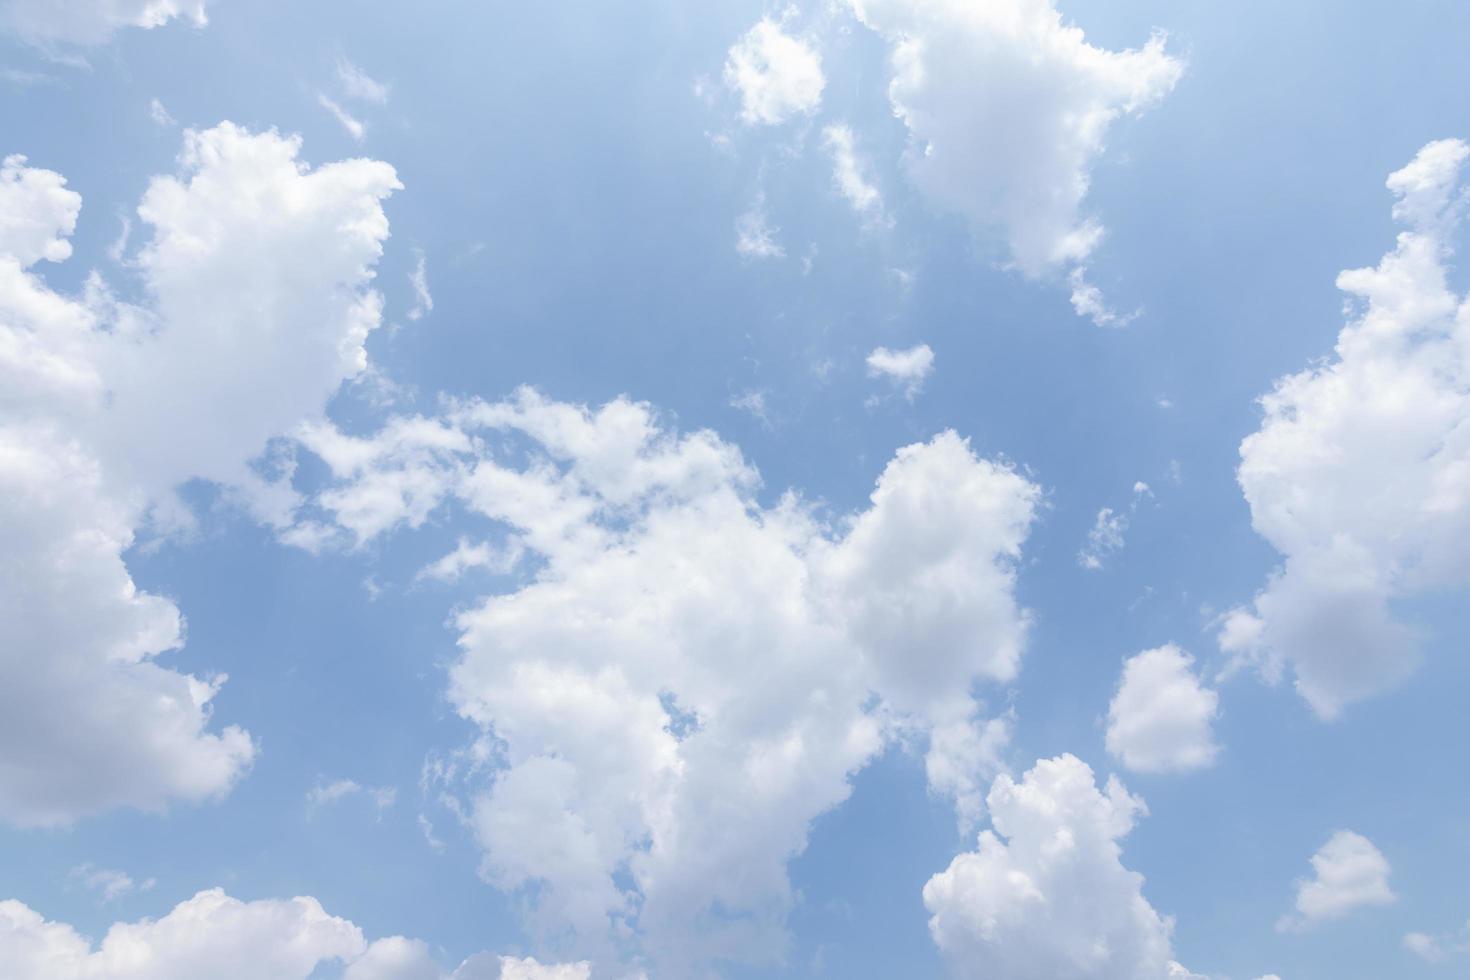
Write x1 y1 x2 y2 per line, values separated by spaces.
1223 138 1470 718
0 124 398 826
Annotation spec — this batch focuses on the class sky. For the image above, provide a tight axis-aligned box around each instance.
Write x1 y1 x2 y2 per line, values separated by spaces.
1 1 1469 978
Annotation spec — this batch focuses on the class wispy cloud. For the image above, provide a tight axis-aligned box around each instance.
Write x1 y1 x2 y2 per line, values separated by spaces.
317 93 365 142
336 56 389 104
306 777 397 818
70 864 155 904
407 247 432 320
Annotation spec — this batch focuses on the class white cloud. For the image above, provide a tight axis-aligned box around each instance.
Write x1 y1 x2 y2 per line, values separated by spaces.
723 18 824 125
847 0 1181 302
0 125 399 826
728 388 771 425
735 196 785 259
0 154 80 265
337 56 390 104
68 864 154 903
822 124 886 224
0 888 585 979
1078 481 1153 570
1403 922 1470 963
1070 266 1140 328
307 778 398 816
1078 506 1126 570
1221 138 1470 718
865 343 934 400
924 754 1194 978
319 93 367 142
1 0 208 45
408 247 433 320
1278 830 1395 931
291 390 1040 970
417 538 523 585
1106 645 1220 774
149 97 176 127
1403 932 1442 962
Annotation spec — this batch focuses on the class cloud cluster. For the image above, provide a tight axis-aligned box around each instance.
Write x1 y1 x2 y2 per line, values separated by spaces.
289 389 1040 970
0 126 399 826
0 888 585 979
924 754 1194 978
1106 645 1220 774
1222 138 1470 718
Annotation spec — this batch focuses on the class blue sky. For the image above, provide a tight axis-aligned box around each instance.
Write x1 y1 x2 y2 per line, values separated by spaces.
2 1 1470 978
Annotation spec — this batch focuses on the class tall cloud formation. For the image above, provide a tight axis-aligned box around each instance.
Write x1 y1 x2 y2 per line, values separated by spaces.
1221 138 1470 718
290 389 1040 971
847 0 1180 318
0 888 585 979
0 126 399 826
1 0 208 45
924 754 1195 978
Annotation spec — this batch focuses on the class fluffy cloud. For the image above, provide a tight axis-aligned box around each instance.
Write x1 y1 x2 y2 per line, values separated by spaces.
291 389 1040 970
0 125 399 826
847 0 1181 298
1278 830 1395 931
1221 138 1470 718
0 889 584 979
723 18 824 125
924 754 1192 978
1 0 208 45
1106 645 1220 774
866 343 934 400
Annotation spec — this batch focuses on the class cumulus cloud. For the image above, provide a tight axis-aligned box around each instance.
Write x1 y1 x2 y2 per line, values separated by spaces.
0 888 585 979
0 126 399 826
289 389 1040 970
0 0 208 45
723 18 824 125
1278 830 1395 932
1221 138 1470 718
866 343 934 400
924 754 1193 978
1106 645 1220 774
847 0 1181 320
